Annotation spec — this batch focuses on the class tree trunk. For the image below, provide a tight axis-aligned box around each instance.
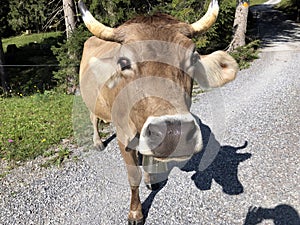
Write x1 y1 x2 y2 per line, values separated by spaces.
63 0 76 39
0 38 8 93
63 0 77 94
228 1 249 52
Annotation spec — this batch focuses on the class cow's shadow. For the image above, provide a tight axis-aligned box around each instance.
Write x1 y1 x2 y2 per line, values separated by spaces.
142 118 251 219
244 204 300 225
181 119 251 195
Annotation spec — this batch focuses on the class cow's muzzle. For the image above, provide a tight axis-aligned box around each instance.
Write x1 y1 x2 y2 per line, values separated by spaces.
138 114 202 162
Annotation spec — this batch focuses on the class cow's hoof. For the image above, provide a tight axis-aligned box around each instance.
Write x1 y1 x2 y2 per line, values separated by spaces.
128 218 144 225
146 183 161 191
146 179 168 191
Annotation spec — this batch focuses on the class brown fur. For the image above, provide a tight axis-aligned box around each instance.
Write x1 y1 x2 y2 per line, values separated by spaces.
79 9 238 224
114 14 194 42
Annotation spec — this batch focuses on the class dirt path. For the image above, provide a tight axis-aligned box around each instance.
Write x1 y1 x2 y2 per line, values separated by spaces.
251 0 300 51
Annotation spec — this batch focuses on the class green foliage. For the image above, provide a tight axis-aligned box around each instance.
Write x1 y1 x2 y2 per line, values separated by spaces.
0 0 11 37
7 0 63 35
0 93 73 162
51 25 91 93
8 0 45 33
86 0 132 26
229 40 260 69
144 0 236 52
201 0 236 53
250 0 268 6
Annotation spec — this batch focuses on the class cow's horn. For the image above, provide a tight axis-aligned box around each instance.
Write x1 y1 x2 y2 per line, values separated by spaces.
78 0 117 41
191 0 219 34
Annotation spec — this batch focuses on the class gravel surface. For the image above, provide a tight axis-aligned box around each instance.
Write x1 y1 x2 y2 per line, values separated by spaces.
1 2 299 225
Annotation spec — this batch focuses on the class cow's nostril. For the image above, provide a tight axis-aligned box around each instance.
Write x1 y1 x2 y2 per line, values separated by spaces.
146 124 163 138
145 123 167 151
145 121 182 157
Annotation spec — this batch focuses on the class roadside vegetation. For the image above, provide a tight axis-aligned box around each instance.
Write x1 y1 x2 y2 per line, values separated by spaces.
0 92 73 163
2 32 64 96
250 0 269 6
275 0 300 21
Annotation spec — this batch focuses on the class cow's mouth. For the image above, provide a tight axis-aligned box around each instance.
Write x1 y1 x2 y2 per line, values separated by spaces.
142 154 192 174
153 155 192 162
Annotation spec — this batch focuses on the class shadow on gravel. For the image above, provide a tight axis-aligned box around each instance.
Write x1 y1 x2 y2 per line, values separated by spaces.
249 4 300 48
142 118 252 221
181 119 251 195
244 204 300 225
142 179 168 220
103 133 117 147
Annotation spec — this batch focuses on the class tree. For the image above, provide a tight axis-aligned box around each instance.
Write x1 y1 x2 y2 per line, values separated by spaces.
0 38 8 93
63 0 78 93
0 0 10 93
63 0 77 38
8 0 64 34
227 0 249 52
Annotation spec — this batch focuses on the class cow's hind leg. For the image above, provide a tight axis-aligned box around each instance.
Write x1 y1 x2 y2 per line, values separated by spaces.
90 112 105 151
119 141 144 225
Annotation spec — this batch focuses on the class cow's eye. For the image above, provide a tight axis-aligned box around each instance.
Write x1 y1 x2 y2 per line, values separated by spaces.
191 52 200 65
118 57 131 71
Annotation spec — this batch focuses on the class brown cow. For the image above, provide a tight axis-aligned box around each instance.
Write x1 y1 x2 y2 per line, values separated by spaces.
78 0 238 224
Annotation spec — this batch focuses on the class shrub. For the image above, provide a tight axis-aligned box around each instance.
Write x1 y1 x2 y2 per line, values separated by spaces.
229 40 260 70
51 25 91 93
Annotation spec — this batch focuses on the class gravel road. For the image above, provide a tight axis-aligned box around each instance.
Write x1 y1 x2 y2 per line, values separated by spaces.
1 1 299 225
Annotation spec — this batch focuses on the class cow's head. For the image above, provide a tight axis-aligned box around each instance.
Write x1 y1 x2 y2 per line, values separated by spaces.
79 0 238 163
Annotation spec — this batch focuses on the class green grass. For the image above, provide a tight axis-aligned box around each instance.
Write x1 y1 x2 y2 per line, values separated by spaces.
1 32 64 96
41 147 72 168
2 32 62 52
276 0 295 8
275 0 299 21
0 92 74 162
250 0 268 6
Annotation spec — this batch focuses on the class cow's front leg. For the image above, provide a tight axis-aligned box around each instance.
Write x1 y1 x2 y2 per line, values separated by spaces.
119 141 144 225
90 112 105 150
144 171 169 191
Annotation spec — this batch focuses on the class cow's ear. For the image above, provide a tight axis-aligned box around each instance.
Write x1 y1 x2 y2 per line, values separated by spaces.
194 51 238 89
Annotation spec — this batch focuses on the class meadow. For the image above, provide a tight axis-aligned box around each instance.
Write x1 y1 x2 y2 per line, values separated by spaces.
0 92 73 162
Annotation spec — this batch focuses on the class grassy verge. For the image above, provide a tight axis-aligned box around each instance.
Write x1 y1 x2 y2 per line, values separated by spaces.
250 0 268 6
2 32 62 52
275 0 299 21
1 32 64 96
0 92 73 162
